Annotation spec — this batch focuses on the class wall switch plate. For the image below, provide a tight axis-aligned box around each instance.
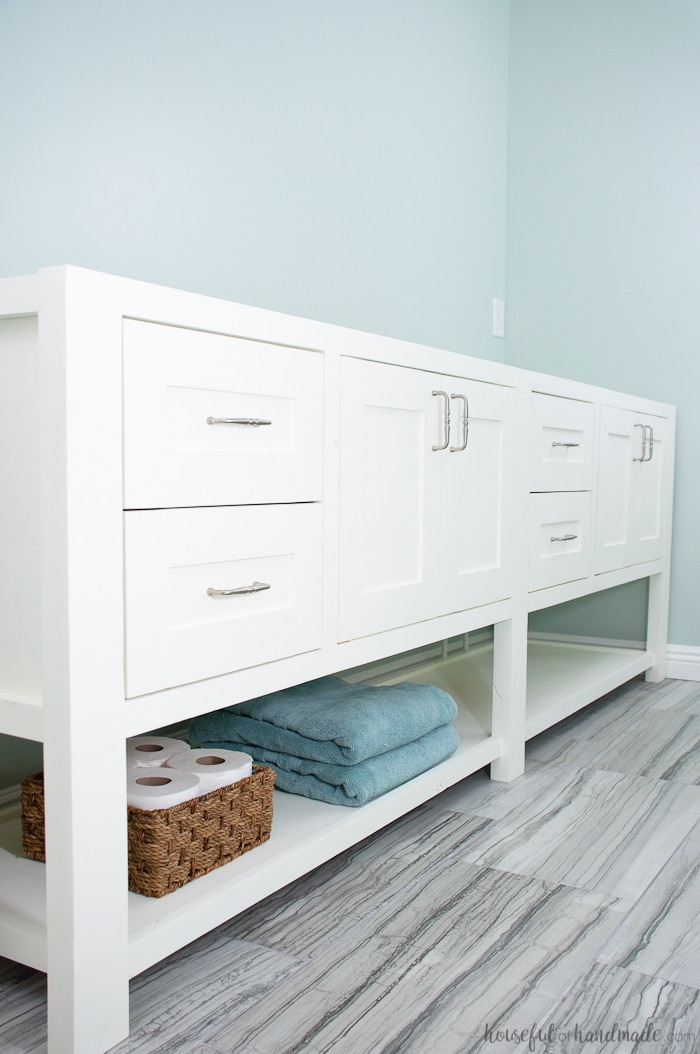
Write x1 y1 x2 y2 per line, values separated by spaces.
492 297 505 338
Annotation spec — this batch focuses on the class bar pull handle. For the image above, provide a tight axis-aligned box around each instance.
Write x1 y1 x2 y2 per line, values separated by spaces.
432 391 450 451
207 417 272 427
643 425 654 462
550 533 578 542
633 422 647 461
449 393 469 452
207 581 271 597
551 441 580 448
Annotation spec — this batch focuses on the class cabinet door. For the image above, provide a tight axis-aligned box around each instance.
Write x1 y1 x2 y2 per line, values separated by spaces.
595 406 667 573
440 379 516 613
338 358 442 640
338 359 516 640
633 413 668 566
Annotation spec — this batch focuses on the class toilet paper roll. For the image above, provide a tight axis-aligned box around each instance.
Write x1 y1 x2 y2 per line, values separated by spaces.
166 748 253 794
127 736 190 769
127 769 200 811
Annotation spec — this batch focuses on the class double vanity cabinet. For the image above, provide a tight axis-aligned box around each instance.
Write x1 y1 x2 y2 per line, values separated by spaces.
0 267 675 1054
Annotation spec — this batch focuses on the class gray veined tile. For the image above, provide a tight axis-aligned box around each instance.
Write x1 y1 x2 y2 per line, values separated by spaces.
222 807 492 958
597 819 700 988
458 766 699 901
431 761 564 821
535 962 700 1054
0 958 46 1027
645 678 700 715
210 867 620 1054
108 934 304 1054
525 679 655 767
0 958 47 1054
532 704 700 785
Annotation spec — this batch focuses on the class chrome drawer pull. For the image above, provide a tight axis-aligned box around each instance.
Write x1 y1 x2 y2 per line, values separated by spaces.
431 391 450 451
551 441 579 448
449 393 469 452
207 417 272 426
207 581 271 597
550 533 578 542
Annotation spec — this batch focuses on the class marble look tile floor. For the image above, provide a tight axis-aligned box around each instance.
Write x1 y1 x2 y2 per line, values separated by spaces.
2 676 699 1054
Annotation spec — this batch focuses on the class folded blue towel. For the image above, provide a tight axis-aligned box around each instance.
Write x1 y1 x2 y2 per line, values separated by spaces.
196 723 459 807
188 676 458 766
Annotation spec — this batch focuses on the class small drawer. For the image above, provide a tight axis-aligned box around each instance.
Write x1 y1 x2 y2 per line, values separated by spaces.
530 393 594 492
529 492 592 591
124 503 323 697
123 320 323 509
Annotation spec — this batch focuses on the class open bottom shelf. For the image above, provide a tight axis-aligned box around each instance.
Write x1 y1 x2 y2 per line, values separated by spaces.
0 696 496 979
525 638 653 739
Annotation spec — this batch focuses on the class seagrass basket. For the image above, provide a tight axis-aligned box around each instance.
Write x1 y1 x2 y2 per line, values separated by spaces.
21 765 275 898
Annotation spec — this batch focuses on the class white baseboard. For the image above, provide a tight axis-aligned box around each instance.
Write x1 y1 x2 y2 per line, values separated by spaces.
666 645 700 681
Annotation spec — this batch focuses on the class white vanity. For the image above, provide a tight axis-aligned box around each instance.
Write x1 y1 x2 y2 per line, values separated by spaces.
0 266 675 1053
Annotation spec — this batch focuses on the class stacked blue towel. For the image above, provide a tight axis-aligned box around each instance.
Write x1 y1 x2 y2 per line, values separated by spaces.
188 676 459 807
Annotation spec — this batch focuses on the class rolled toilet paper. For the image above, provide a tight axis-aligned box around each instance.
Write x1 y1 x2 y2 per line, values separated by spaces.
127 736 189 769
166 748 253 794
127 769 200 811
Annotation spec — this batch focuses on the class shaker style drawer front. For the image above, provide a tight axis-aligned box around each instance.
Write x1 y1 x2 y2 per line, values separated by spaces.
123 504 323 697
123 320 324 508
529 492 592 591
530 393 594 492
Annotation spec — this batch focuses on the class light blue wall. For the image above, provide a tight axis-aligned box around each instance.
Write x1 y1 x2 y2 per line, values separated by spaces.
506 0 700 646
0 0 509 357
0 0 510 789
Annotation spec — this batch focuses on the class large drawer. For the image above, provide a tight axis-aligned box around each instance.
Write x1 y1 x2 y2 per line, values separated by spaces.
530 393 595 492
124 503 323 697
529 491 592 591
123 320 324 508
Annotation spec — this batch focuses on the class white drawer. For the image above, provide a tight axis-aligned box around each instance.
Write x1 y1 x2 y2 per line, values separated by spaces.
530 393 595 492
123 320 323 508
529 492 592 591
124 503 323 697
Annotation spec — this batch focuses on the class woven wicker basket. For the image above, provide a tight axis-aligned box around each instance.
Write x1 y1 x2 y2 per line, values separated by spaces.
21 766 275 898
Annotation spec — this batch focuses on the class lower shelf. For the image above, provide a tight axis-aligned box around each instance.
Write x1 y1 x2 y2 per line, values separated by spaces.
524 638 653 739
0 694 497 978
0 634 654 980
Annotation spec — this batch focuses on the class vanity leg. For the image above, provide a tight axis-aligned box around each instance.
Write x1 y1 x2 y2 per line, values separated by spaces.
44 736 130 1054
490 615 527 782
645 571 670 683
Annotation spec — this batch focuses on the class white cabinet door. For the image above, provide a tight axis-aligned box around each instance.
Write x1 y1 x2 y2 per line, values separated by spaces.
595 406 668 573
338 357 515 640
440 379 516 614
338 359 442 640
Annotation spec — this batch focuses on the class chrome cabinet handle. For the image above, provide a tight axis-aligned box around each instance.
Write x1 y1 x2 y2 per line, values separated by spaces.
449 394 469 452
551 441 580 448
432 391 450 451
207 417 272 426
633 422 647 461
643 425 654 462
550 533 578 542
207 581 271 597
